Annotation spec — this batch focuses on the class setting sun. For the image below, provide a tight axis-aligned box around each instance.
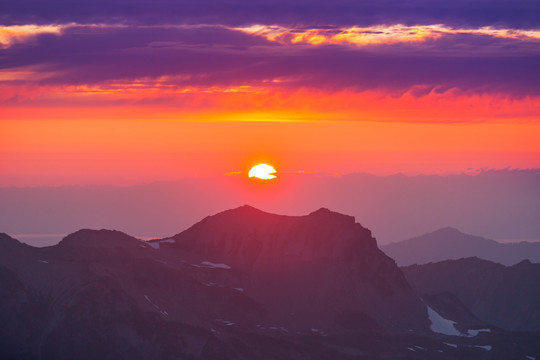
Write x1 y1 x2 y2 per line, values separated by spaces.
248 164 277 180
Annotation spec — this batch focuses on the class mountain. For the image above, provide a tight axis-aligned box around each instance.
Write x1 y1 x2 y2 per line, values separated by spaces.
381 227 540 266
154 205 429 333
1 207 539 359
403 257 540 331
0 230 254 359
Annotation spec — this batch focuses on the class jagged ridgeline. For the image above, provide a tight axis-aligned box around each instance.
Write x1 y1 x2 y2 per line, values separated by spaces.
0 207 538 359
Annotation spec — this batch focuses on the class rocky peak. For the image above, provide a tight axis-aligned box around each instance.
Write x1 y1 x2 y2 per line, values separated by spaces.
58 229 140 249
0 233 33 255
170 205 376 267
308 207 358 225
163 206 428 332
512 258 533 268
0 233 21 248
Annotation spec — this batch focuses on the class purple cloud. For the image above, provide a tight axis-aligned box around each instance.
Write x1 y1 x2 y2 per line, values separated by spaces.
2 0 540 28
1 24 539 98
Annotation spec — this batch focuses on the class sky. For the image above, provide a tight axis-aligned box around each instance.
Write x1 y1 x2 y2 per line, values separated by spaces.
2 170 539 245
1 0 540 185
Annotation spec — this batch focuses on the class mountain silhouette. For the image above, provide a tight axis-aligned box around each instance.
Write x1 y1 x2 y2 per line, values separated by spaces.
1 207 538 359
403 257 540 331
152 205 428 333
381 227 540 266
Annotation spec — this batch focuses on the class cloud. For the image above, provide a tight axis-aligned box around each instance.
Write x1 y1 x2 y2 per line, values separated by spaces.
233 24 540 46
2 0 540 29
1 1 540 102
1 23 539 99
0 24 65 48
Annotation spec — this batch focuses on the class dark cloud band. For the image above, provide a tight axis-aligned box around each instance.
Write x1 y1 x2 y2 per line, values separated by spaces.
1 24 539 98
2 0 540 29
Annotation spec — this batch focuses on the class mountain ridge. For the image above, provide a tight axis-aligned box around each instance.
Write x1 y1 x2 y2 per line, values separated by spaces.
1 206 538 359
1 206 428 334
157 205 425 333
381 227 540 266
403 256 540 331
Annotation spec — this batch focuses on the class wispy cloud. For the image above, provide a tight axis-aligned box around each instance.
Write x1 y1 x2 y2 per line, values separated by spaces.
233 24 540 46
0 24 66 48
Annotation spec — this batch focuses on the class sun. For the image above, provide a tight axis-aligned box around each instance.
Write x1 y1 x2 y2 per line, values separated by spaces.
248 164 277 180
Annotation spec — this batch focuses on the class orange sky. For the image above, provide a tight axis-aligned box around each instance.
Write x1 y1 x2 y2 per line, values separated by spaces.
2 88 540 186
1 19 540 186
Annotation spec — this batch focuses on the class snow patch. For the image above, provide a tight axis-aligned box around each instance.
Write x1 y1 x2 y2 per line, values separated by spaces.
39 260 49 264
256 325 288 332
144 295 168 316
144 295 159 309
201 282 244 293
407 347 416 352
467 328 491 337
216 319 235 326
427 306 462 336
526 356 535 360
310 328 327 336
444 343 458 348
201 261 231 269
475 345 492 351
146 238 175 250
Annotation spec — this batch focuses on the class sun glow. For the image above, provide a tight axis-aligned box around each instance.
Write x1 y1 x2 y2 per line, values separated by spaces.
248 164 277 180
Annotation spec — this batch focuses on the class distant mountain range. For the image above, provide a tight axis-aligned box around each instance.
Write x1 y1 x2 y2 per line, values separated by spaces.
2 169 540 246
403 257 540 332
381 227 540 266
1 207 539 359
